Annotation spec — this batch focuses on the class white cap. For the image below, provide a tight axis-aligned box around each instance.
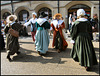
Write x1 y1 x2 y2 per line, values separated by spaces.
32 12 37 16
77 9 85 17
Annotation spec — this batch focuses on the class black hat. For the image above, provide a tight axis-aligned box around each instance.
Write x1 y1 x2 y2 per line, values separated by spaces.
39 11 48 18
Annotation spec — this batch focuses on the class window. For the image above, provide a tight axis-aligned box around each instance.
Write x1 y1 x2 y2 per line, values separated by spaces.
18 10 29 21
68 4 91 16
38 7 52 19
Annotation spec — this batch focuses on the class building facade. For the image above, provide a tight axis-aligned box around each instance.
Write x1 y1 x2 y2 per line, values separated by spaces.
1 1 99 28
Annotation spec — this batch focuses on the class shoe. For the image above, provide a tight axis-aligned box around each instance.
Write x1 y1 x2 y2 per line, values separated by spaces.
16 51 21 55
7 55 12 61
37 51 45 56
57 50 61 53
37 51 41 55
40 54 46 56
85 67 90 71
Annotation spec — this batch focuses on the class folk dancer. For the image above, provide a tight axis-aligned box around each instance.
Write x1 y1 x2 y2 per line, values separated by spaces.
70 9 98 71
24 12 37 42
4 15 23 61
51 13 68 53
35 12 50 56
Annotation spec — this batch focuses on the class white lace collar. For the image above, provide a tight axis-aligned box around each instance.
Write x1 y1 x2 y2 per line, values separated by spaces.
76 18 88 21
37 18 47 26
51 20 64 28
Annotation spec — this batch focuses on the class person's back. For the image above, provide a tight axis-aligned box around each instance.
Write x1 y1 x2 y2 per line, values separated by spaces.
70 9 98 71
73 20 92 40
35 11 50 55
77 21 91 33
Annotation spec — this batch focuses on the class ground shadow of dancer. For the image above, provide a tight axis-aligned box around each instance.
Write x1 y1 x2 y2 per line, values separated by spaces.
12 47 99 74
12 47 72 64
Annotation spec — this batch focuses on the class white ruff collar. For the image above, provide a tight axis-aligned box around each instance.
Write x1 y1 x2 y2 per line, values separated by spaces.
76 18 88 21
51 20 64 28
37 18 47 26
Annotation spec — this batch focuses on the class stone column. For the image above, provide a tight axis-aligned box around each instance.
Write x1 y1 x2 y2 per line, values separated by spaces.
91 5 94 18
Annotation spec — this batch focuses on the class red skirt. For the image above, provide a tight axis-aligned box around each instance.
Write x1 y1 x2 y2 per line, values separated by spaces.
31 31 36 42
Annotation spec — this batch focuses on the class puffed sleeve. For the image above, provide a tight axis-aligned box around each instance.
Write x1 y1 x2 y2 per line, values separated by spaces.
70 22 78 40
51 23 55 30
24 19 32 27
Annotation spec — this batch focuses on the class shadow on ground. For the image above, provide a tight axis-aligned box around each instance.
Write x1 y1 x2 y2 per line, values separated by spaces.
1 40 99 74
19 42 34 44
12 47 71 64
11 47 99 74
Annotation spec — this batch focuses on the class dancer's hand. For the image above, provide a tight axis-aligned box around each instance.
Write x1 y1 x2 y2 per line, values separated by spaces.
22 24 26 27
58 25 61 27
73 43 75 45
70 40 75 45
92 26 94 29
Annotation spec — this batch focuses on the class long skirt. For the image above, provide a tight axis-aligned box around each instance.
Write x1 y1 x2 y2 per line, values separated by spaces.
31 31 36 42
70 33 98 67
6 34 20 55
35 28 49 54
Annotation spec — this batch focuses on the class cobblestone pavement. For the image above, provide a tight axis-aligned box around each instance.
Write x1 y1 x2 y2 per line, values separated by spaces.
1 32 99 75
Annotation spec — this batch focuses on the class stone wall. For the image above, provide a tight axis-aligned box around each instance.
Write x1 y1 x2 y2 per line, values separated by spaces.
1 1 99 28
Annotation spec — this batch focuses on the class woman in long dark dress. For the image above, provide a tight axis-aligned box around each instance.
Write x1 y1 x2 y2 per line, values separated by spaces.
70 9 98 71
4 15 23 61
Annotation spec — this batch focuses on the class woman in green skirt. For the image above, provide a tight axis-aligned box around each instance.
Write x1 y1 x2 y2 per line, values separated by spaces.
70 9 98 71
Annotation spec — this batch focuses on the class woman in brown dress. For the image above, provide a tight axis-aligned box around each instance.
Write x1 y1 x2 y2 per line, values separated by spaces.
4 15 23 61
